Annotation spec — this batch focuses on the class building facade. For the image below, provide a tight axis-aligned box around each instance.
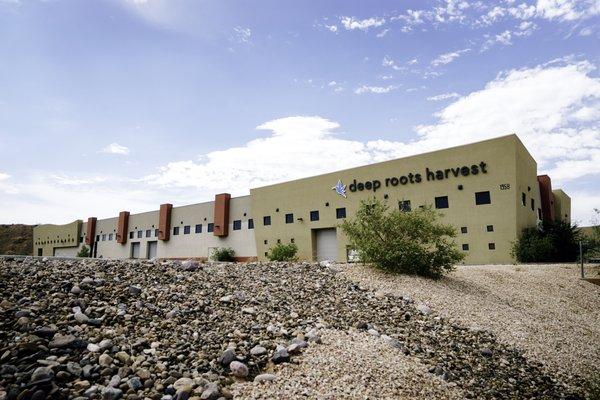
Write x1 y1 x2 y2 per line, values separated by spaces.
33 134 571 264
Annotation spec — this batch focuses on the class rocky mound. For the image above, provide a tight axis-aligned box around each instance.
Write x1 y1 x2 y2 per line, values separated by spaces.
0 258 586 399
0 225 33 256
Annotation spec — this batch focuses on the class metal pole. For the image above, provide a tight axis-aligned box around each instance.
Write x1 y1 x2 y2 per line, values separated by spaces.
580 240 584 279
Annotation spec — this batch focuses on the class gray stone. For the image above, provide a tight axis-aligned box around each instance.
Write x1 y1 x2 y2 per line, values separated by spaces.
229 361 248 378
481 348 493 357
109 374 121 387
71 286 82 294
250 345 267 356
218 349 236 366
127 377 142 391
87 343 101 352
98 354 113 367
98 339 113 350
129 285 142 295
271 348 289 364
66 362 83 377
173 377 194 392
30 367 54 383
416 304 431 315
200 383 219 400
254 374 276 383
74 311 89 324
49 334 81 349
101 386 123 400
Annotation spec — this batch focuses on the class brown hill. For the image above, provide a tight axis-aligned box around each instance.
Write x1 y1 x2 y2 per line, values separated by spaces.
0 224 34 255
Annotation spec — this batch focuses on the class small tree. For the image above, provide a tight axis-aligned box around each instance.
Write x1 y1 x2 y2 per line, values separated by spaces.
211 247 235 262
77 245 90 258
512 220 580 262
267 243 298 261
341 199 464 279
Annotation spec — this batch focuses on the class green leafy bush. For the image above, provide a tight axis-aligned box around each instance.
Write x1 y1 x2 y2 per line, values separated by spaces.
512 220 580 262
211 247 235 262
267 243 298 261
77 246 90 258
341 199 464 279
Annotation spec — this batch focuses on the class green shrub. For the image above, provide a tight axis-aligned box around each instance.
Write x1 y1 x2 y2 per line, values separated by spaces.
340 199 464 279
512 220 580 263
77 246 90 258
267 243 298 261
211 247 235 262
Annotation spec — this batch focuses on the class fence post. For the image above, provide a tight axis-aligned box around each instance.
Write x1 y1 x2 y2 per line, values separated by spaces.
580 240 584 279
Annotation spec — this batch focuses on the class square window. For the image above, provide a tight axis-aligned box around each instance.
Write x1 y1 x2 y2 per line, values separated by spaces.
399 200 411 212
207 223 214 233
233 220 241 230
263 216 271 226
137 231 142 238
154 229 159 237
462 244 469 251
146 229 151 238
195 224 202 233
79 236 83 243
277 239 281 244
96 235 100 241
435 196 449 209
486 225 494 232
184 225 191 234
531 198 535 211
129 232 133 239
264 239 268 244
310 210 319 221
475 191 491 205
522 192 526 206
285 213 294 224
336 207 346 219
488 243 496 250
248 219 254 229
173 227 179 235
291 238 295 243
264 252 268 257
461 226 468 234
102 234 106 241
108 233 113 241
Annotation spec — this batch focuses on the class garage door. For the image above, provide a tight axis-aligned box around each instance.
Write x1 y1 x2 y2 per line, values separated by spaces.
315 228 338 262
147 241 157 259
131 242 140 259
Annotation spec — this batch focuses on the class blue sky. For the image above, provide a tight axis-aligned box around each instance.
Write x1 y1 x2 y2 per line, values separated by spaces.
0 0 599 225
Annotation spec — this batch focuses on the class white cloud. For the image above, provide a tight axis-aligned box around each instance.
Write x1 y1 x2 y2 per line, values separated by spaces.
0 172 9 181
427 92 461 101
231 26 252 44
376 29 390 38
99 143 130 155
354 85 398 94
431 48 471 66
382 55 406 71
340 16 385 31
579 26 594 36
325 24 338 33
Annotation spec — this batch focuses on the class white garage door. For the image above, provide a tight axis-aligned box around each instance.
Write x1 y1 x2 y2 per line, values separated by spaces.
315 228 338 262
131 242 140 259
53 247 79 258
147 241 157 259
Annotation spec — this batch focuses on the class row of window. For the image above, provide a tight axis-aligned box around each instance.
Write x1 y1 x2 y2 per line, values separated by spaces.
460 225 495 233
430 191 492 210
462 243 496 251
263 208 347 226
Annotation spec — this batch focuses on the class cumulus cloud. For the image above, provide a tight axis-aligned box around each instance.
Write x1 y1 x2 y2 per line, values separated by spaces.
427 92 461 101
431 48 471 66
354 85 398 94
0 172 9 181
340 16 385 31
99 143 130 155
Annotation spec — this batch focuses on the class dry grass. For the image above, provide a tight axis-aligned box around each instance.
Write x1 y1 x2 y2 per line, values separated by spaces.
336 263 600 384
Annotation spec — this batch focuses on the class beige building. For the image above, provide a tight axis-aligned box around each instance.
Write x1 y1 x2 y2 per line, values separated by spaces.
33 134 570 264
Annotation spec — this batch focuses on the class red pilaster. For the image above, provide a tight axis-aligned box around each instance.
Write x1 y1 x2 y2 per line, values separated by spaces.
116 211 130 244
158 203 172 241
213 193 231 237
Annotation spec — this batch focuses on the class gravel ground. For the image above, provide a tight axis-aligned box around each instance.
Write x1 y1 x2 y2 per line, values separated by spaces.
233 329 465 399
337 263 600 385
0 258 589 400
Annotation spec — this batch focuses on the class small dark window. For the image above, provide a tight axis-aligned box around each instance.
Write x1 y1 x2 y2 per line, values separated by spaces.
146 229 151 238
195 224 202 233
263 216 271 226
108 233 113 241
522 193 526 206
489 243 496 250
486 225 494 232
461 227 468 234
285 213 294 224
96 235 100 241
233 220 241 230
173 227 179 235
310 210 319 221
277 239 281 244
264 239 268 245
137 231 142 238
399 200 411 212
264 252 268 257
531 198 535 211
207 223 214 233
462 244 469 251
248 219 254 229
475 191 491 205
291 238 295 243
435 196 449 209
184 225 191 234
79 236 83 243
129 232 133 239
538 208 542 219
154 229 159 237
336 207 346 219
102 234 106 241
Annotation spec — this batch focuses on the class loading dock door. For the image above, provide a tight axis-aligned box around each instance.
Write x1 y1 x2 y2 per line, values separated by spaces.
315 228 338 262
147 241 157 259
131 242 140 259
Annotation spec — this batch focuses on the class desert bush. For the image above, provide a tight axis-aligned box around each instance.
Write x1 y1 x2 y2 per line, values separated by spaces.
211 247 235 262
267 243 298 261
512 220 580 262
77 246 90 258
341 199 464 279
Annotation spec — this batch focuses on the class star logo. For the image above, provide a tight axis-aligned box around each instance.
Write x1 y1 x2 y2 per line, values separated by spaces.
332 179 347 198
